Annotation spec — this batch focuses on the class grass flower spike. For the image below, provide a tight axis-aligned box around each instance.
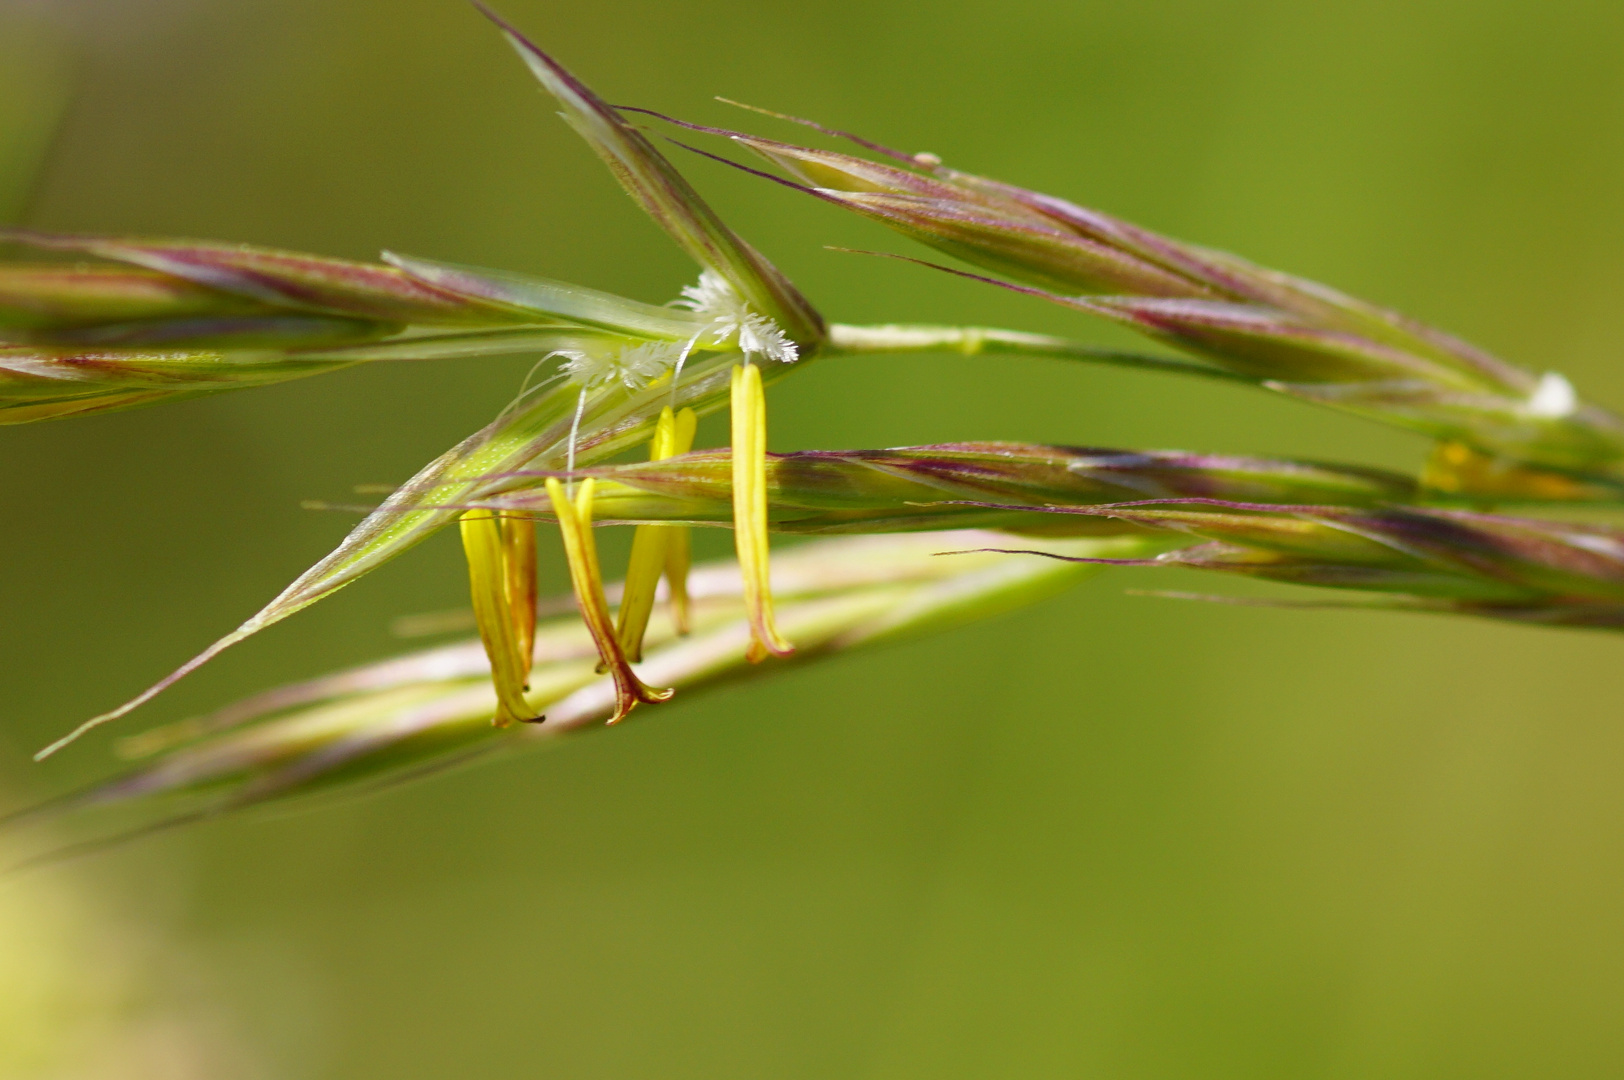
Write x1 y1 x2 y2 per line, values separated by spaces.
30 10 833 755
465 332 687 723
0 231 550 422
27 4 1624 869
952 497 1624 628
474 442 1419 534
477 9 812 665
25 12 1218 756
697 113 1624 495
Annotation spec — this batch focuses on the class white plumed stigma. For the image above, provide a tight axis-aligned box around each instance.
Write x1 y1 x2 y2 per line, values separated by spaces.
675 271 798 364
558 341 684 390
1528 371 1578 419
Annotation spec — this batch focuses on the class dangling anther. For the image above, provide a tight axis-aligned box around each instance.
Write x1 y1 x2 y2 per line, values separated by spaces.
459 509 541 726
502 512 537 671
546 477 674 723
730 362 794 663
615 406 698 660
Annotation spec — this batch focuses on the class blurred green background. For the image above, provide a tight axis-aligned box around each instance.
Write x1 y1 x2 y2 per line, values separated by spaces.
5 0 1624 1075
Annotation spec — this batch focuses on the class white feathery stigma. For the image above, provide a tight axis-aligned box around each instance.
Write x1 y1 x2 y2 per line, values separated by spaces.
557 340 684 390
674 271 798 364
555 341 685 483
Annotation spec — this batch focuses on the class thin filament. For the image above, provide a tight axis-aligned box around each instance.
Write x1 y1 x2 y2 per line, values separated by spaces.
566 386 588 491
668 331 701 410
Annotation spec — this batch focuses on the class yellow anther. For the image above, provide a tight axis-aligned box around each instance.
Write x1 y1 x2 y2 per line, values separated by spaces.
459 509 541 727
730 362 794 663
664 407 698 634
615 406 698 660
503 512 537 669
546 477 674 724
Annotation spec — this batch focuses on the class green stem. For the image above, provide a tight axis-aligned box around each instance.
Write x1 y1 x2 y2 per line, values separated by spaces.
824 323 1261 385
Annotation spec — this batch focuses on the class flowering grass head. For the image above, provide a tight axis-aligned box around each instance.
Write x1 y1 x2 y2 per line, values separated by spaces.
13 7 1624 850
28 8 830 755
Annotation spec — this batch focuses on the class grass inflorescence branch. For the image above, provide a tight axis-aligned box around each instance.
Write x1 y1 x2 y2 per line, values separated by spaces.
4 5 1622 851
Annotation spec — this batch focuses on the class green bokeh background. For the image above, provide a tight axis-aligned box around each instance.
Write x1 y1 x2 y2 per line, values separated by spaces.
5 0 1624 1075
